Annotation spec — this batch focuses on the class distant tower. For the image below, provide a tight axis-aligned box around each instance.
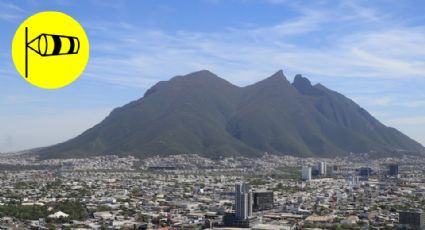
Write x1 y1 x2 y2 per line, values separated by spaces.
388 164 399 176
349 174 360 187
399 210 425 229
318 162 327 176
221 175 225 183
359 167 372 178
235 183 252 220
302 166 312 181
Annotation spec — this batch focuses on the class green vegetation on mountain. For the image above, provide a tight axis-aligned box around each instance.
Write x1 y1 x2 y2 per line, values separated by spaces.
37 70 424 159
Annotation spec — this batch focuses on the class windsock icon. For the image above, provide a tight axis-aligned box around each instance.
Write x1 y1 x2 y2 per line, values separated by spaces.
25 27 81 78
28 34 80 56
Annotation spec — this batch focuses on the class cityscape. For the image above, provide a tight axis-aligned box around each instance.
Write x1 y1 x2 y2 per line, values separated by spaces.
0 154 423 229
1 1 425 230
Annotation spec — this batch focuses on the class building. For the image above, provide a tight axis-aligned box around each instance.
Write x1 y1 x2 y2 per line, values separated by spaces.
235 183 253 220
311 167 320 176
252 223 295 230
222 212 259 228
223 183 256 228
399 211 425 230
348 174 360 187
48 211 69 219
318 162 327 176
331 165 355 176
302 166 312 181
358 167 372 177
389 163 399 176
253 192 274 211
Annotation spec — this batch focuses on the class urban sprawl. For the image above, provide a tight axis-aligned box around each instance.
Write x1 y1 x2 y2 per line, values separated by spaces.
0 154 424 229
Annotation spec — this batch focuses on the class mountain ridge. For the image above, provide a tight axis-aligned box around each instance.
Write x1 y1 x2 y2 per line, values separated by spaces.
35 70 425 159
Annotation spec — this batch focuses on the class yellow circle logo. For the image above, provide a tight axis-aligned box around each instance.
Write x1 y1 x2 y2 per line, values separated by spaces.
12 11 89 89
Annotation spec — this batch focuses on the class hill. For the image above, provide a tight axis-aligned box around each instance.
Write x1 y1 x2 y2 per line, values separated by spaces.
36 70 425 159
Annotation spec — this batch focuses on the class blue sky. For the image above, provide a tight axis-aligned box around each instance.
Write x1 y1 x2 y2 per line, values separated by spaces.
1 0 425 152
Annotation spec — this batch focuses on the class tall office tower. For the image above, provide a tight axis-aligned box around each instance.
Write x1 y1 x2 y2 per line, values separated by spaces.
399 211 425 229
302 166 312 181
318 162 327 175
359 167 372 177
235 183 253 220
253 192 274 211
388 163 399 176
349 174 360 187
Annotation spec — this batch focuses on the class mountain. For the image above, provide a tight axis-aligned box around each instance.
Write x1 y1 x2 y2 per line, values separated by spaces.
36 70 425 159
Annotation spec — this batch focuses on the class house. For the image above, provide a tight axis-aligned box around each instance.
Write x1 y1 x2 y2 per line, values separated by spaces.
341 216 359 225
48 211 69 219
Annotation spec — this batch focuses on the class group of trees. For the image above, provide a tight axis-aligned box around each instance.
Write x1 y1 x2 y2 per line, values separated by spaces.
53 200 88 221
0 203 48 220
0 200 88 221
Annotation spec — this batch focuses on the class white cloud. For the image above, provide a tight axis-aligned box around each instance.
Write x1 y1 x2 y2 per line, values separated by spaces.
386 116 425 126
405 100 425 108
338 1 382 21
0 1 25 22
365 97 393 106
248 9 327 37
350 48 425 77
82 1 425 90
352 95 425 109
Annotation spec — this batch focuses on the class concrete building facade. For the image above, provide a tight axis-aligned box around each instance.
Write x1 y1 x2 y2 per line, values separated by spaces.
235 183 253 220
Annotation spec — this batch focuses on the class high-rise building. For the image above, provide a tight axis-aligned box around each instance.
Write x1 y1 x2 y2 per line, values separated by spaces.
389 164 399 176
359 167 372 177
235 183 253 220
302 166 312 181
349 174 360 187
253 192 274 211
223 184 258 227
399 211 425 230
318 162 327 176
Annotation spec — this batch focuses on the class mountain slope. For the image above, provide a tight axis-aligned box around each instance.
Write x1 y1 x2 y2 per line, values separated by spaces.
37 70 425 159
